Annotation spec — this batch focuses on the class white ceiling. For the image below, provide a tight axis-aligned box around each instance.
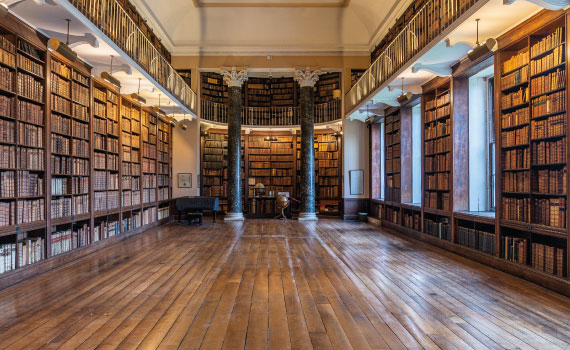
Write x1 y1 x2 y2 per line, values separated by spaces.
130 0 413 56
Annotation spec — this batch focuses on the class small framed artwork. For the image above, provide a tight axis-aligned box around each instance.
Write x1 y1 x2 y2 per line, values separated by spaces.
349 169 364 195
178 173 192 188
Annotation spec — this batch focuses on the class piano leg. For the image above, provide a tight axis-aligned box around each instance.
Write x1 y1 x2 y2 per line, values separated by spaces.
213 211 216 224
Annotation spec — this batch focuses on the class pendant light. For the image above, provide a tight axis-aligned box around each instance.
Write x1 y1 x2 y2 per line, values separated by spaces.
130 78 146 105
467 19 496 62
48 19 77 62
397 77 412 104
101 55 121 88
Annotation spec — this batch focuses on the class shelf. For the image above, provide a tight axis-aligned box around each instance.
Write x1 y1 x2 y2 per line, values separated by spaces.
530 42 565 61
501 102 529 113
530 62 566 79
501 80 529 93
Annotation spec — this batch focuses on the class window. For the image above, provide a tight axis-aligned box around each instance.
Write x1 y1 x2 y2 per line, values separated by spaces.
412 104 422 204
468 65 495 212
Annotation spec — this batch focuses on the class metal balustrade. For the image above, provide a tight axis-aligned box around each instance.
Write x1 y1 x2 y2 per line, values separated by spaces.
345 0 480 114
66 0 198 114
201 99 342 126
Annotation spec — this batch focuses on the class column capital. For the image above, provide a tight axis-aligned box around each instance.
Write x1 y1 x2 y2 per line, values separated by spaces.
221 67 248 87
294 67 321 88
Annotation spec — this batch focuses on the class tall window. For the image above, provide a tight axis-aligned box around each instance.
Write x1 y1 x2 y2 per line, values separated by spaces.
412 104 422 204
468 65 495 212
380 120 385 199
488 77 496 210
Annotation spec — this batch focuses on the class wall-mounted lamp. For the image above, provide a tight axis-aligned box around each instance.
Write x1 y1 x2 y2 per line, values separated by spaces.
130 78 146 104
48 19 77 62
397 77 412 104
101 55 121 88
332 89 342 99
467 19 496 62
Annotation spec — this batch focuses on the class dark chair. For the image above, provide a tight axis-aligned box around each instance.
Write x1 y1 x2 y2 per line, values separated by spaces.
175 197 219 225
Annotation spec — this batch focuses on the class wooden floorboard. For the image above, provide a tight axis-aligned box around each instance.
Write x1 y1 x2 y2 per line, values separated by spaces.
0 219 569 349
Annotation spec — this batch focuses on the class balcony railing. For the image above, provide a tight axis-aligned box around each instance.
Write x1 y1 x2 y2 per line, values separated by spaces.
201 99 342 126
66 0 197 114
346 0 480 114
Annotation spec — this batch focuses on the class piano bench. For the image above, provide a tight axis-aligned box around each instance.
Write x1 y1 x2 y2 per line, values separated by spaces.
186 212 204 226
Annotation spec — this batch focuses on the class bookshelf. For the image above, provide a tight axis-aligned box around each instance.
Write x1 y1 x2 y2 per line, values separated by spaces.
350 69 366 88
497 14 568 277
422 78 452 241
246 78 271 108
142 107 158 226
270 77 296 107
200 129 245 213
295 130 342 215
120 96 143 233
385 109 401 203
157 116 171 205
0 14 173 284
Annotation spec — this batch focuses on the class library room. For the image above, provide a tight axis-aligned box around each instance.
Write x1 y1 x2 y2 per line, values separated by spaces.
0 0 569 348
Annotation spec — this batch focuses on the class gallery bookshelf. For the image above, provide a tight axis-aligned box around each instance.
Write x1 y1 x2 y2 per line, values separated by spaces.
315 72 341 104
384 108 402 226
246 78 271 108
496 11 568 278
200 129 245 213
48 51 92 257
157 116 171 220
270 77 296 107
200 72 227 104
120 96 143 233
422 77 453 242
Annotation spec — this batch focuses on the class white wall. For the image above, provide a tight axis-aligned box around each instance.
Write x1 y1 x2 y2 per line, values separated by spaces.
172 118 200 198
343 118 369 198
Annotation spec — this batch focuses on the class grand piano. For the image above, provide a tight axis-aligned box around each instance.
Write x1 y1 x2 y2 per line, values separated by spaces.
175 197 219 224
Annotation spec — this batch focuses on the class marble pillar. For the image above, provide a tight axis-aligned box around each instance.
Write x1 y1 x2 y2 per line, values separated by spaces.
295 68 320 221
222 67 247 221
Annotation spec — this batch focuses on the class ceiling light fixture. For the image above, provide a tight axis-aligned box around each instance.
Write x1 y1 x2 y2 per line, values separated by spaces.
153 94 167 116
397 77 412 104
467 19 496 62
48 19 77 62
130 78 146 105
101 55 121 88
180 112 188 130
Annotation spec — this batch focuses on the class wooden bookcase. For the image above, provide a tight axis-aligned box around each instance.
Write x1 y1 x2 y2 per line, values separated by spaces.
246 78 271 108
496 12 568 278
314 72 340 104
422 78 452 241
200 129 245 213
270 77 296 107
0 14 173 282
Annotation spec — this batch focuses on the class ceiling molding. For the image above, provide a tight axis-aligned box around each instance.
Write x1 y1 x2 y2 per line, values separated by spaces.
191 0 350 7
171 43 370 56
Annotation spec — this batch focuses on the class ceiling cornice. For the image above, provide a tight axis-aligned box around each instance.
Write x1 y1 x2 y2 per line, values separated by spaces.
191 0 350 7
171 43 370 56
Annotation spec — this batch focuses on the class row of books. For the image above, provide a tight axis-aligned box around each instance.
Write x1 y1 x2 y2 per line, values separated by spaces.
0 119 14 143
93 219 119 242
50 60 70 79
52 94 70 116
403 211 421 231
426 173 449 191
93 191 119 211
501 66 528 90
529 46 564 76
531 27 564 58
425 136 451 155
533 197 566 228
425 153 450 172
504 236 527 265
424 192 450 211
424 218 451 240
530 68 565 97
425 120 450 140
18 54 43 78
533 168 566 194
18 72 44 102
457 227 495 255
0 67 13 92
51 73 70 99
501 87 528 109
503 49 529 74
503 171 530 193
0 239 42 274
502 197 530 222
503 148 530 170
532 243 565 277
501 108 529 130
143 188 156 203
531 139 566 165
93 153 118 170
0 147 43 170
531 90 565 118
385 158 400 173
501 125 529 147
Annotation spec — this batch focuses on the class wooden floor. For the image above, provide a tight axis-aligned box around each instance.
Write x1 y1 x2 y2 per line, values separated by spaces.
0 220 569 349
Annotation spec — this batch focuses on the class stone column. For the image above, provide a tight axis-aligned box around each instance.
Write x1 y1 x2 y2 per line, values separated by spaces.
295 68 320 221
222 67 247 221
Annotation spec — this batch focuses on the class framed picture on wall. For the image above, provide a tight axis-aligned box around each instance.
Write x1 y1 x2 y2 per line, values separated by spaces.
178 173 192 188
349 169 364 195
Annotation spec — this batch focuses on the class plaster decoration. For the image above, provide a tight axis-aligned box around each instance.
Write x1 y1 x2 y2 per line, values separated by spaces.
412 62 453 77
294 67 321 87
41 29 99 48
503 0 569 10
221 67 248 87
